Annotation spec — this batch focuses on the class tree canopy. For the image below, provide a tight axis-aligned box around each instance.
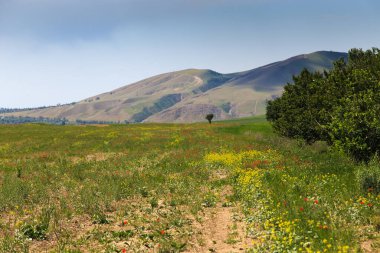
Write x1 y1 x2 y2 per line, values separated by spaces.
267 48 380 162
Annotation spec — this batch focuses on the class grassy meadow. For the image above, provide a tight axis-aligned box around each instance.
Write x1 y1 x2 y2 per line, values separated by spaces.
0 117 378 252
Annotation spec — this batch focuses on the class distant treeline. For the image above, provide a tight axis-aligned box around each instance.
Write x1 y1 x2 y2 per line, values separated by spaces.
0 116 129 125
0 102 77 114
0 116 68 125
0 108 38 114
75 119 129 125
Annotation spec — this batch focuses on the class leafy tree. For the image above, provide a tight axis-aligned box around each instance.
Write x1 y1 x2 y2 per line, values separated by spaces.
266 69 326 143
267 48 380 162
328 49 380 161
329 85 380 161
205 114 214 124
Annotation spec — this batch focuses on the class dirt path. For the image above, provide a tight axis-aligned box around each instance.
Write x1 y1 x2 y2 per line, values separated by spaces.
186 187 247 253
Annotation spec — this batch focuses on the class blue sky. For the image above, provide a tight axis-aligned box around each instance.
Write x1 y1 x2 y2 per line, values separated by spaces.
1 0 379 108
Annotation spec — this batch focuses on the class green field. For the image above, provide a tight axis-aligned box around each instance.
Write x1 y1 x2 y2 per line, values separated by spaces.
0 118 378 252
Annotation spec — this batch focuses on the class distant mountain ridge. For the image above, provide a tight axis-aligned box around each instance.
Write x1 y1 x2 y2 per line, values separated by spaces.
2 51 348 123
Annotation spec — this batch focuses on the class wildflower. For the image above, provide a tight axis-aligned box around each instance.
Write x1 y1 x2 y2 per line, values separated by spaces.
304 197 308 202
367 203 373 207
160 230 165 235
299 207 304 212
360 201 365 205
121 249 127 253
314 199 319 204
15 220 23 228
123 220 128 225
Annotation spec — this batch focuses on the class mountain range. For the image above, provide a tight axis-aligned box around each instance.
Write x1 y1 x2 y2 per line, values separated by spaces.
2 51 347 123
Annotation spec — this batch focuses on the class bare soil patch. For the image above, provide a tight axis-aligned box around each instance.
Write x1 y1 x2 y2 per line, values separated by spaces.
186 186 247 253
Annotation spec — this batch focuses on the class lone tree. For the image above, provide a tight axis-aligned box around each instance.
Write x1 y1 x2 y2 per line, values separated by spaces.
206 113 214 124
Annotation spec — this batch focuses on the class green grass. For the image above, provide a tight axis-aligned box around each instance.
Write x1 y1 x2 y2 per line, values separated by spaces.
0 120 378 252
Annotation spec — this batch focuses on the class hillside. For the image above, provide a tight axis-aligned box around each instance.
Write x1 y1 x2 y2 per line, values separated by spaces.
2 51 347 123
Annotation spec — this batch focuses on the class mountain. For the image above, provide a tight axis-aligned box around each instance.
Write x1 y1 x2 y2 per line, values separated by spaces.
2 51 347 123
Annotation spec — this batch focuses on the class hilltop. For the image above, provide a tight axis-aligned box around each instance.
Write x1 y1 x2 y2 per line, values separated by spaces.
2 51 347 123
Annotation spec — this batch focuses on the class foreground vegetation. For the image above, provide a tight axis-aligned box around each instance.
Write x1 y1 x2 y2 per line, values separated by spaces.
0 118 378 252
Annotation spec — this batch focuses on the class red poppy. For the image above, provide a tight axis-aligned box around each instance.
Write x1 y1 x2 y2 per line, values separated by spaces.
304 197 308 202
360 201 365 205
314 200 319 204
160 230 165 235
367 203 373 207
123 220 128 225
121 249 127 253
299 207 304 212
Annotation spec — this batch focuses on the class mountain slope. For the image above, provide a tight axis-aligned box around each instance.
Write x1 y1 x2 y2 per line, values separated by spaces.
145 51 347 122
2 51 347 123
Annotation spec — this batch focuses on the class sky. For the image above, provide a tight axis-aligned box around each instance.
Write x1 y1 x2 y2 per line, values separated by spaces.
1 0 379 108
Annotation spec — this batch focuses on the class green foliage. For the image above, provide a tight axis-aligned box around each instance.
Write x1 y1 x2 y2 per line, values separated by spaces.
92 211 110 224
0 115 67 125
328 52 380 161
267 48 380 161
205 113 214 124
266 69 326 143
20 207 53 240
356 158 380 195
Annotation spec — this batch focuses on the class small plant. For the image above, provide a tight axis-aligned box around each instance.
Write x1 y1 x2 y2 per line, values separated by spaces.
20 207 53 240
202 194 216 208
222 202 233 207
111 230 134 240
20 223 48 240
356 159 380 194
92 212 110 224
170 241 187 251
16 167 22 178
140 187 149 197
150 198 158 209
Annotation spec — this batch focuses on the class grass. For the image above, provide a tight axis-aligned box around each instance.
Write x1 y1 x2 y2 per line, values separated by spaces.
0 117 378 252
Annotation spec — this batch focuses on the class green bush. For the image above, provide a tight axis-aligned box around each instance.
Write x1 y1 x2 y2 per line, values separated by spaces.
267 48 380 162
266 69 327 144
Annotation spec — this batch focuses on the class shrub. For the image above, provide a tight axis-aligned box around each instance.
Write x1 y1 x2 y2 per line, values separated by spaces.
266 69 327 144
329 74 380 162
267 48 380 161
